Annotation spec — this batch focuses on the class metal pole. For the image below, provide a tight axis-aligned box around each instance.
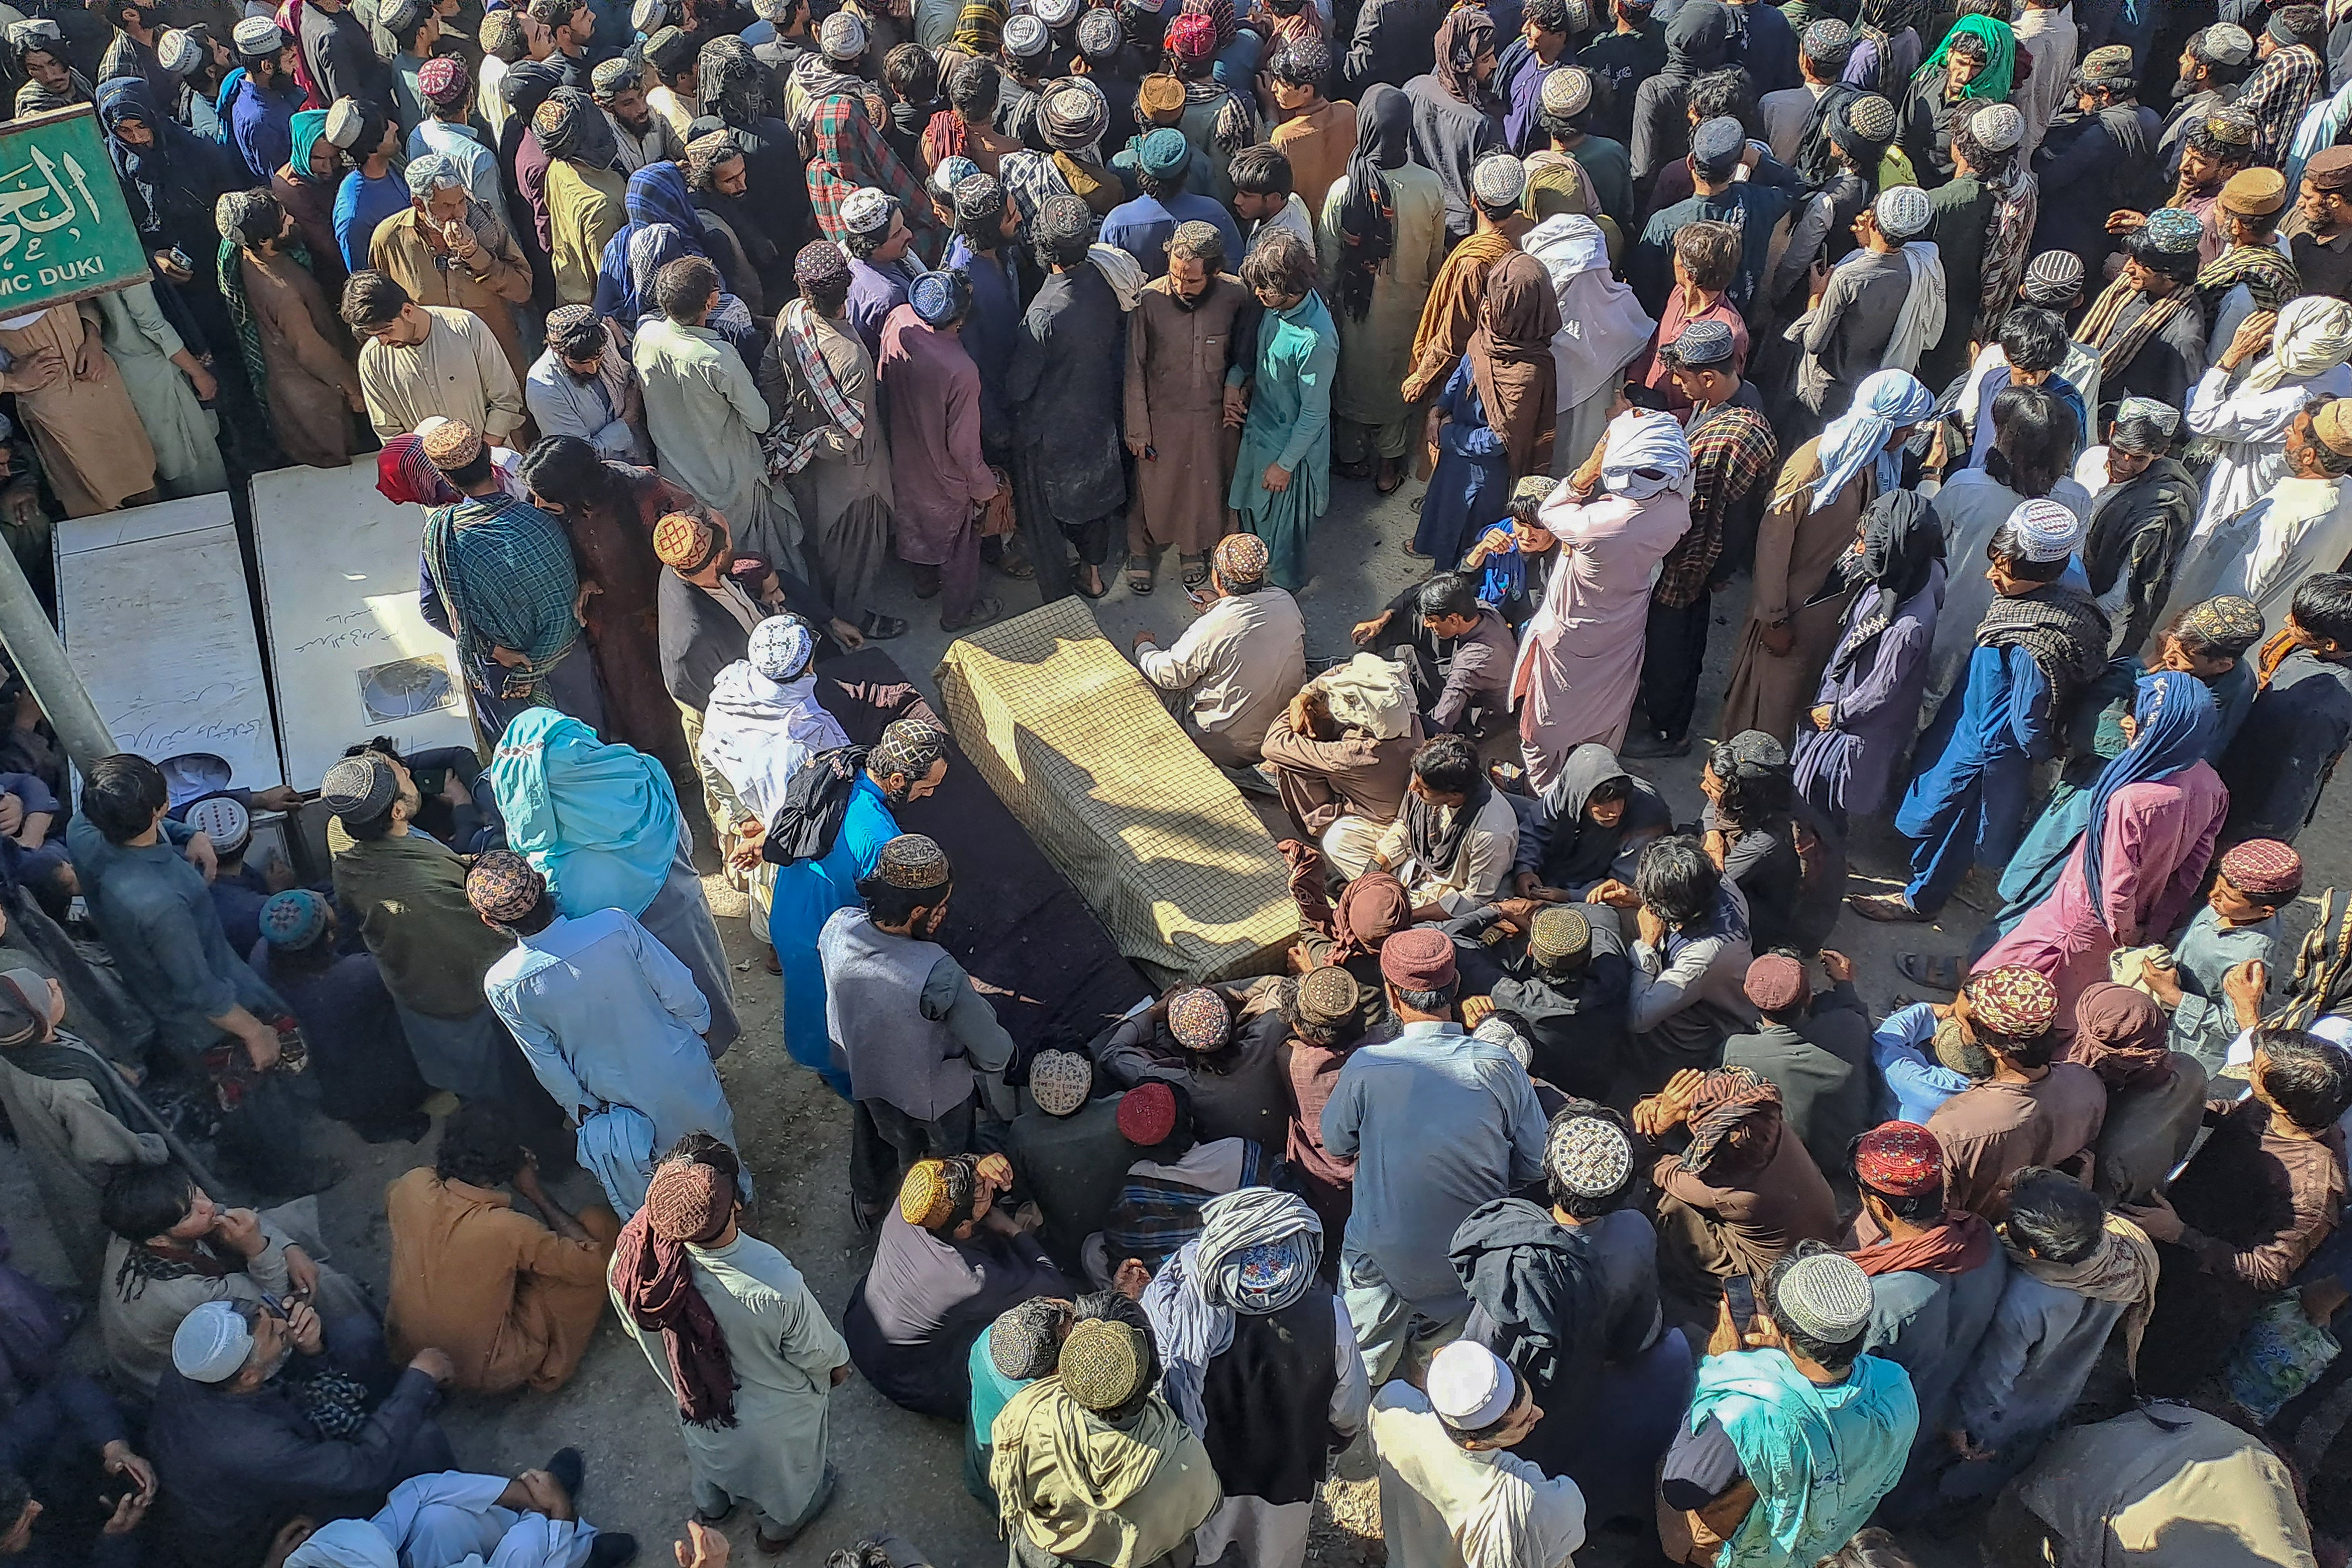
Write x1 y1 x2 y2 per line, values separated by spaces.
0 538 114 772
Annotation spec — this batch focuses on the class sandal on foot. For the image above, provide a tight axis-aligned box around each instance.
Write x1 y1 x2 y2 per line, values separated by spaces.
1127 554 1154 593
1075 564 1110 599
1896 952 1967 990
1376 462 1406 495
996 551 1037 580
1180 553 1209 588
1850 892 1934 924
858 610 909 640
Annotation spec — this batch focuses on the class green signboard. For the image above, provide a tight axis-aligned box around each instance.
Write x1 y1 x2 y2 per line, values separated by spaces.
0 105 149 316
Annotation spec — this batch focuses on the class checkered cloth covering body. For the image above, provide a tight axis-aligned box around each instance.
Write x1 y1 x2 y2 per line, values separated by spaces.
935 598 1296 985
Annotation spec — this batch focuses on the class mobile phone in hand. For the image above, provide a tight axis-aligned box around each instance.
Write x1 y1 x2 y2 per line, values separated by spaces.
1724 1274 1756 1337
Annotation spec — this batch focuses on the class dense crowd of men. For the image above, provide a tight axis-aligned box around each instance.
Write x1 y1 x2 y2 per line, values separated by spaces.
10 0 2352 1560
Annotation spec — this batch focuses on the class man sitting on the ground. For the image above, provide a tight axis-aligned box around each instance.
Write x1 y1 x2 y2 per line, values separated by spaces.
1351 572 1518 738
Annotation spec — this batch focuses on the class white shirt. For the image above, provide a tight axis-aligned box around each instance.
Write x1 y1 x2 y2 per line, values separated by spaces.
2185 359 2352 539
1371 1383 1586 1568
1137 587 1308 750
1376 790 1522 917
2202 473 2352 634
1246 192 1318 256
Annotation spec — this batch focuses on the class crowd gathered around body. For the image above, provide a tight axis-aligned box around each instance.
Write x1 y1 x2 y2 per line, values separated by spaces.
12 0 2352 1560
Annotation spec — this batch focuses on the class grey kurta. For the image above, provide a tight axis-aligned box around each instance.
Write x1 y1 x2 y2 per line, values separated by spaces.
1854 1250 2007 1471
0 1046 167 1287
1948 1270 2128 1485
612 1231 849 1531
760 309 894 624
95 282 224 500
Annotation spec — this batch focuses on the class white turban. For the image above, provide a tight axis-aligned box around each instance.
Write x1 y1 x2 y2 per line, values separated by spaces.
1596 408 1692 500
2243 294 2352 395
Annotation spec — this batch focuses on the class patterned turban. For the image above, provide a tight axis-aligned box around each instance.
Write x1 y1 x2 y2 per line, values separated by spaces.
2019 250 2083 306
1166 985 1232 1049
2173 594 2264 653
1137 126 1191 177
1471 151 1528 208
1164 7 1215 56
2318 399 2352 457
654 512 719 568
1852 1121 1943 1195
870 717 948 782
876 833 951 888
589 56 636 98
955 171 1006 221
319 753 397 819
418 55 468 107
1295 964 1364 1029
2138 206 2203 254
2076 41 2133 83
1679 1066 1782 1172
466 848 546 923
819 8 867 58
910 268 971 325
1059 1319 1148 1410
1029 1049 1094 1115
420 417 483 471
1539 65 1590 115
2003 496 2083 562
1182 0 1236 47
1036 192 1094 243
1002 12 1052 55
1966 964 2058 1038
645 1158 731 1241
900 1158 956 1226
2206 107 2257 148
1545 1113 1632 1197
1213 532 1271 585
2109 396 2179 454
1801 16 1852 60
1077 9 1124 56
1528 905 1591 967
1664 317 1736 367
2219 838 2303 897
840 186 895 235
749 615 815 681
1040 78 1109 149
1378 926 1457 992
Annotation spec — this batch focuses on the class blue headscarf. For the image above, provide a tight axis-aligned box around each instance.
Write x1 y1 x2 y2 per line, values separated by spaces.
1812 368 1936 508
96 75 224 235
593 162 710 323
488 706 683 920
2079 671 2219 903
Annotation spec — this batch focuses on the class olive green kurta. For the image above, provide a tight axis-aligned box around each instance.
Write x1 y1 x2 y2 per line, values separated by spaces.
1316 163 1447 439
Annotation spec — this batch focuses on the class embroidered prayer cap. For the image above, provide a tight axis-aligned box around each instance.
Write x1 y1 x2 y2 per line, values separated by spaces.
1845 93 1898 144
2205 107 2257 148
954 171 1007 221
794 238 852 292
1772 1250 1875 1341
1183 0 1236 47
1663 317 1736 368
157 27 201 73
2308 146 2352 195
990 1297 1067 1380
1036 192 1094 243
1968 100 2021 152
172 1300 255 1383
819 7 866 58
419 416 484 472
1040 78 1110 149
1471 1013 1532 1068
1036 0 1081 25
465 848 546 923
319 753 398 821
232 15 286 54
1138 72 1186 116
748 614 816 682
1545 1112 1633 1197
1029 1049 1094 1115
1295 963 1364 1027
909 267 970 324
1852 1120 1944 1196
1214 531 1270 586
1138 126 1192 177
2076 41 2133 83
840 186 896 236
2139 207 2204 255
1427 1341 1515 1428
1872 183 1931 239
1059 1319 1148 1411
185 792 251 856
646 24 696 72
2109 396 2179 453
2196 21 2255 63
1471 151 1528 208
653 511 719 568
1743 954 1809 1012
2019 249 2083 305
259 889 329 949
2003 496 2083 563
2220 166 2286 217
1166 984 1232 1049
1164 8 1215 56
1538 64 1590 115
1933 1015 1993 1077
1117 1079 1178 1144
645 1157 731 1241
876 832 951 889
1003 11 1052 55
2219 838 2303 897
1512 474 1557 504
1379 926 1458 993
590 56 636 98
871 716 948 782
323 94 367 149
2317 398 2352 457
1689 115 1745 178
931 155 980 204
1800 16 1852 60
897 1158 953 1226
1528 905 1591 966
2174 594 2264 653
1077 9 1123 55
1966 964 2059 1037
418 54 470 105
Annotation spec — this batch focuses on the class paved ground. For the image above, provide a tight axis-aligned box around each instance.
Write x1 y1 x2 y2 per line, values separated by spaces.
13 462 2352 1568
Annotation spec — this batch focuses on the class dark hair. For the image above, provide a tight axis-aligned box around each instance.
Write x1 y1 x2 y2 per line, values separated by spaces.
1228 142 1293 198
1395 983 1459 1014
2004 1165 2105 1263
949 56 1001 115
655 254 721 322
1036 220 1093 271
1239 229 1315 298
2182 115 2255 169
1506 491 1547 528
101 1162 197 1241
518 434 610 511
437 442 496 492
1704 744 1792 827
2306 408 2352 479
1986 521 2070 582
1411 732 1481 796
1674 220 1740 292
1948 28 1989 59
2253 1027 2352 1132
857 871 953 928
1069 1290 1162 1423
2123 223 2205 286
436 1101 526 1186
1986 383 2075 500
1687 66 1752 132
2276 2 2326 50
1525 0 1575 32
884 41 938 101
2292 572 2352 646
1636 834 1719 928
1444 1360 1527 1445
844 200 903 260
1761 1241 1869 1373
1416 572 1483 623
1950 116 2012 182
1997 307 2068 375
1137 167 1185 202
527 0 581 27
1965 990 2058 1064
665 1130 744 1186
339 268 412 329
1545 1099 1636 1218
804 265 854 314
81 753 168 844
1166 222 1225 270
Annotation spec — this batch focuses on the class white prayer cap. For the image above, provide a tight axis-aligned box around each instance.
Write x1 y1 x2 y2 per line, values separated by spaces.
172 1300 255 1383
1771 1251 1875 1341
819 8 866 59
2003 497 2083 563
840 186 894 235
1872 183 1931 240
157 27 202 73
1427 1341 1515 1429
231 16 286 54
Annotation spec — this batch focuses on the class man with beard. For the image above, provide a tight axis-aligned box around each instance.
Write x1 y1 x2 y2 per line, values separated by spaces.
1123 220 1246 595
2031 45 2160 277
2111 108 2255 268
2156 24 2255 182
685 129 787 314
592 54 684 171
525 304 649 462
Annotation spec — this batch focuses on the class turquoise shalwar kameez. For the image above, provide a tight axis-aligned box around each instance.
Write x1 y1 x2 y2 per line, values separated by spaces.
1229 290 1339 591
768 772 899 1099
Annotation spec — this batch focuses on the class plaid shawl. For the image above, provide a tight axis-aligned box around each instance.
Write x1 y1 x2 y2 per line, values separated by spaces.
421 493 582 700
807 90 931 246
1977 579 2109 714
1655 402 1778 609
1106 1142 1274 1272
2238 42 2324 163
765 298 866 477
2195 242 2302 332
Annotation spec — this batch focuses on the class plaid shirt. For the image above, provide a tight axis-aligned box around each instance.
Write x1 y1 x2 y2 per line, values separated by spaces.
1104 1141 1275 1271
806 92 935 248
1652 401 1779 610
2239 43 2323 165
422 494 581 698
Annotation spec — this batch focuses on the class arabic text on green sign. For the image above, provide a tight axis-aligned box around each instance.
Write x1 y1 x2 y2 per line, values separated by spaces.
0 107 152 311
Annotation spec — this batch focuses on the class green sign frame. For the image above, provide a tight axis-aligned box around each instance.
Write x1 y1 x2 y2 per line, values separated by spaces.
0 105 150 316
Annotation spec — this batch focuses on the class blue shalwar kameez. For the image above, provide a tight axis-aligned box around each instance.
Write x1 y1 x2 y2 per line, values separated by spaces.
1892 642 2054 915
769 774 899 1099
1411 356 1512 565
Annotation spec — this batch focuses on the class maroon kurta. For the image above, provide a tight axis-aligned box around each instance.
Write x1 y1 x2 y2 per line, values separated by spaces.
875 304 997 568
562 463 695 788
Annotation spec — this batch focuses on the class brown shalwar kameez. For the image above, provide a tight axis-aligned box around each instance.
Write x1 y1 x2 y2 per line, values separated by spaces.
1124 273 1246 557
1718 438 1867 744
238 249 364 470
760 308 894 626
0 305 154 517
369 206 536 383
560 463 697 790
1649 1117 1841 1325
